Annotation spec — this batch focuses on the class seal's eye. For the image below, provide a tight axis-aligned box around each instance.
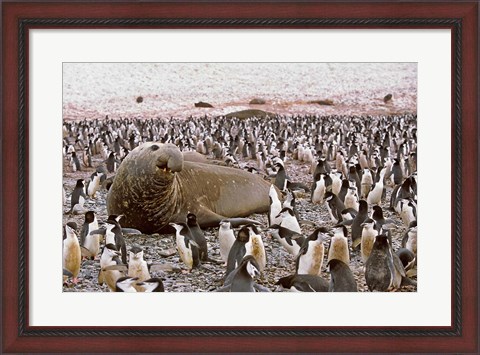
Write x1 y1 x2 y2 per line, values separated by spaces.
151 145 159 151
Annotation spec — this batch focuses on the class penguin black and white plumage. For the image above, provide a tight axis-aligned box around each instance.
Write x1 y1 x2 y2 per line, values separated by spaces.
103 218 128 264
273 159 287 191
360 218 378 262
226 224 251 277
341 208 357 221
330 170 343 195
360 168 374 199
186 213 209 261
338 179 350 203
86 171 103 199
326 225 350 265
344 187 359 211
127 245 150 291
391 158 404 185
217 220 236 264
218 255 261 292
327 259 357 292
68 179 87 215
244 225 267 272
70 151 81 172
63 223 81 284
276 274 329 292
371 205 396 232
170 222 200 271
324 191 345 224
312 157 331 179
276 207 301 234
106 152 121 173
349 199 369 250
367 167 386 205
401 221 417 255
396 248 416 277
136 277 165 292
99 243 125 292
365 234 413 292
268 224 305 256
115 276 138 292
295 227 329 276
399 199 417 227
311 173 327 204
82 147 92 168
390 175 415 211
282 189 301 221
347 165 361 191
268 184 283 226
79 210 100 259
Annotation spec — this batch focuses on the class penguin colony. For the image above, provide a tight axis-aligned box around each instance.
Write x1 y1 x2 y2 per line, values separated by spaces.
63 113 417 292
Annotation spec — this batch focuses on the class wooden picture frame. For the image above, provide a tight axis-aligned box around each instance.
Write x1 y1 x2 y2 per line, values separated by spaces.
2 1 478 353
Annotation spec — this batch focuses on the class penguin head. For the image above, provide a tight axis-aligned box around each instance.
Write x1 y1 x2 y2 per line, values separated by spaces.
129 245 143 260
360 218 376 230
327 258 347 272
64 223 77 237
372 205 384 219
75 179 85 188
373 234 391 250
186 213 198 225
84 211 96 224
104 243 120 257
331 225 348 238
236 226 251 243
219 220 231 230
169 222 185 233
115 276 138 292
241 256 260 278
310 227 330 242
359 200 368 211
276 207 294 219
324 191 335 202
65 221 77 232
105 219 120 231
136 277 165 292
107 214 124 223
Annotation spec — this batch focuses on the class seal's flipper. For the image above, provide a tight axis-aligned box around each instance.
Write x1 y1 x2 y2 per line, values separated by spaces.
224 217 262 228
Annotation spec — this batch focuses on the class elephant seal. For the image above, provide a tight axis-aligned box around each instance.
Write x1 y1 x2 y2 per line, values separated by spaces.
107 142 275 233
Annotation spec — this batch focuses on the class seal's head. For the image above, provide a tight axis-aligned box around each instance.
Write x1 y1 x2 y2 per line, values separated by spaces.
148 142 184 174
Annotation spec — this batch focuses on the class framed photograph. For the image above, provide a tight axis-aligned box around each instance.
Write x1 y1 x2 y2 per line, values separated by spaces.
2 1 478 353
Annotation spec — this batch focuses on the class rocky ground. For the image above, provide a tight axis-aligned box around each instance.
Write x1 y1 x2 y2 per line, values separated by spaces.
63 150 416 293
62 63 417 292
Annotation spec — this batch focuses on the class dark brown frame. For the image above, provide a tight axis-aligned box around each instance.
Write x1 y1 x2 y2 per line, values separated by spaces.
2 1 478 353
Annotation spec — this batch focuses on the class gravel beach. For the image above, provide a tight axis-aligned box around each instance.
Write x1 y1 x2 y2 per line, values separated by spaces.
63 63 417 293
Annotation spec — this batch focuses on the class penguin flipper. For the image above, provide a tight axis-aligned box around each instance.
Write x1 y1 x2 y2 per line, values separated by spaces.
80 246 94 258
120 244 127 264
352 237 362 249
253 283 271 292
102 264 128 272
98 270 104 285
292 281 317 292
121 228 142 235
339 218 355 227
392 253 407 277
90 228 106 236
227 217 262 227
401 275 417 287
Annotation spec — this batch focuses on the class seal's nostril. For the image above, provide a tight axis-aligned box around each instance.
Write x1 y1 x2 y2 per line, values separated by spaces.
151 145 159 151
